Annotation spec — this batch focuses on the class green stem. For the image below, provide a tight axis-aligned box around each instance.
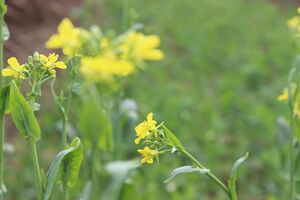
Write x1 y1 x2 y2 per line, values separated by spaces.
181 149 231 199
29 138 43 200
122 0 129 31
0 1 4 199
288 68 296 200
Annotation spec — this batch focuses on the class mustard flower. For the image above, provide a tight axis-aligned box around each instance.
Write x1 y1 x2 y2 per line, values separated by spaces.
137 146 158 164
80 52 134 82
45 18 82 55
277 88 289 101
39 53 67 76
2 57 27 79
121 32 164 63
134 112 157 144
287 16 300 29
294 102 300 118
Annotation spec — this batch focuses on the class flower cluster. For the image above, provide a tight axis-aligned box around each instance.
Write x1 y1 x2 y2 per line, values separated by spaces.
134 113 176 164
287 7 300 34
277 85 300 118
45 18 164 83
2 52 66 96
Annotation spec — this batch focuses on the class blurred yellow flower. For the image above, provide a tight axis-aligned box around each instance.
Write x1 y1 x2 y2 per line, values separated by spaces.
80 52 134 82
287 16 300 28
294 102 300 118
2 57 27 79
277 88 289 101
121 32 164 63
137 146 157 164
40 53 67 76
45 18 81 55
134 112 157 144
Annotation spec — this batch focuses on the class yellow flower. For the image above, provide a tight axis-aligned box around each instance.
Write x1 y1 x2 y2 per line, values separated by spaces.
277 88 289 101
45 18 81 55
294 102 300 118
287 16 300 28
40 53 67 76
2 57 27 79
137 146 158 164
134 113 157 144
121 32 164 63
80 52 134 82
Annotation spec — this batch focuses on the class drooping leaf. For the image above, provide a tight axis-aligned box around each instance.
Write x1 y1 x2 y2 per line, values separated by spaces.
228 152 249 200
162 125 185 151
43 137 83 200
164 165 209 183
9 81 40 141
78 101 114 151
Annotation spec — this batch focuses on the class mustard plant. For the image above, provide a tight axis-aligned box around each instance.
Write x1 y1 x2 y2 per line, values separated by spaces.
0 1 6 199
0 51 83 200
134 113 248 200
44 18 164 199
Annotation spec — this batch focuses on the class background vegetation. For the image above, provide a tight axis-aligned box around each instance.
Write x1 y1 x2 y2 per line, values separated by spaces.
5 0 300 199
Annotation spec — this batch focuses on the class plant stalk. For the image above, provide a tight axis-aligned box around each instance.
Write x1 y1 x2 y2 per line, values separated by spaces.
181 149 231 199
0 1 5 199
288 68 296 200
29 138 43 200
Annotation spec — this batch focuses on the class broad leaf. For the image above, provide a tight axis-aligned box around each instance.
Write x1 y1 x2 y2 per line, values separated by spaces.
162 125 185 151
9 81 40 141
228 152 249 200
43 137 83 200
78 101 113 151
164 165 209 183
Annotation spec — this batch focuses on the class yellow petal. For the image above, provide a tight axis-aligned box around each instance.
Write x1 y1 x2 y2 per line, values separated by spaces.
45 34 62 48
7 57 20 69
48 53 58 63
145 35 161 48
2 68 17 77
58 18 74 34
143 50 164 60
55 61 67 69
147 113 153 122
39 54 48 62
134 137 140 144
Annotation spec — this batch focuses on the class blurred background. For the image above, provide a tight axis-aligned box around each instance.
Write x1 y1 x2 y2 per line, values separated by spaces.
3 0 300 199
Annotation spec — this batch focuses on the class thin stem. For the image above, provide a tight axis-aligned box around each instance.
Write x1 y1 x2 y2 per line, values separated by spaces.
288 68 296 200
0 1 5 199
181 149 231 199
29 138 43 200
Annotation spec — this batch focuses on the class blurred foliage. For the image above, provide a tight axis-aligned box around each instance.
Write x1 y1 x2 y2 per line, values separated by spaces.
5 0 300 199
98 0 296 199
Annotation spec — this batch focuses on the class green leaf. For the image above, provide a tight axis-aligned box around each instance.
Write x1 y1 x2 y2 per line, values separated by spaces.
43 137 83 200
2 22 9 41
164 165 209 183
0 84 10 114
78 101 113 151
228 152 249 200
9 81 41 141
162 125 185 151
